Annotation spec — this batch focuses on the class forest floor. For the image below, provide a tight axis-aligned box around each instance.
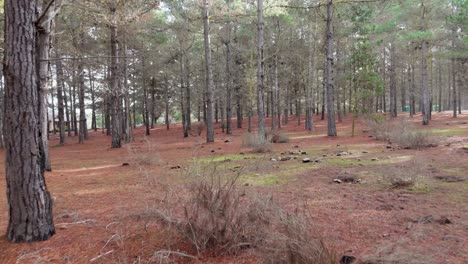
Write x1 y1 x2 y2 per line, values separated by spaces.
0 112 467 264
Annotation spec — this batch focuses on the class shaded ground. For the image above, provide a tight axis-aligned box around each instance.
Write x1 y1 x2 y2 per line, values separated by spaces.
0 112 467 264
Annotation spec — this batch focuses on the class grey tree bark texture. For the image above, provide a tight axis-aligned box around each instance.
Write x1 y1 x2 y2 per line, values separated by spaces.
4 0 55 242
37 0 55 170
203 0 215 143
110 0 122 148
325 0 337 136
55 48 66 145
256 0 266 138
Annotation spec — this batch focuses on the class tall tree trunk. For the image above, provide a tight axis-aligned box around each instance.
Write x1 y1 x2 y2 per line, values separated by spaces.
421 40 430 125
37 0 54 171
4 0 55 242
390 43 397 118
55 50 66 145
451 58 457 117
142 57 150 136
225 28 232 134
110 0 122 148
203 0 215 143
0 74 4 148
185 57 192 131
89 67 97 131
305 15 315 131
78 59 88 143
325 0 337 136
256 0 266 137
165 77 170 130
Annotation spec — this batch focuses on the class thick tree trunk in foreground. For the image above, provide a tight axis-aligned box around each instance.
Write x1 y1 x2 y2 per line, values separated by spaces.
325 0 337 136
4 0 55 242
203 0 215 143
256 0 266 137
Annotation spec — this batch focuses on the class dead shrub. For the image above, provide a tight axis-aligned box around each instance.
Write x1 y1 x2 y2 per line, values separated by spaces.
383 160 425 189
387 120 434 149
153 163 336 262
242 133 272 153
126 137 160 167
259 201 336 264
268 130 290 144
365 117 436 149
364 114 390 141
156 164 266 256
196 122 206 136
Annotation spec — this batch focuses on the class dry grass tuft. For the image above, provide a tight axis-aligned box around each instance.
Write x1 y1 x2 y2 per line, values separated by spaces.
127 137 160 167
366 117 436 149
268 130 290 144
153 162 336 262
260 211 336 264
242 133 272 153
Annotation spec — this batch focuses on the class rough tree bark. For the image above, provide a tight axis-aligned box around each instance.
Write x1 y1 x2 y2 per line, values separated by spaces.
55 48 66 145
421 40 430 125
225 22 233 135
37 0 60 171
390 42 397 118
325 0 337 136
110 0 122 147
202 0 215 143
256 0 266 137
4 0 56 242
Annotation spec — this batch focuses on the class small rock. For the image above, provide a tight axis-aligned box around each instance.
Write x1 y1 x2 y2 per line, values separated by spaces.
244 183 250 186
211 150 215 153
224 140 230 143
383 233 390 237
371 158 378 161
386 145 392 149
170 165 181 169
271 158 278 162
303 158 311 163
323 154 328 157
280 156 291 161
333 179 342 184
376 204 394 211
362 151 369 154
415 215 453 225
301 151 307 155
340 255 356 264
294 145 300 148
122 163 130 166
